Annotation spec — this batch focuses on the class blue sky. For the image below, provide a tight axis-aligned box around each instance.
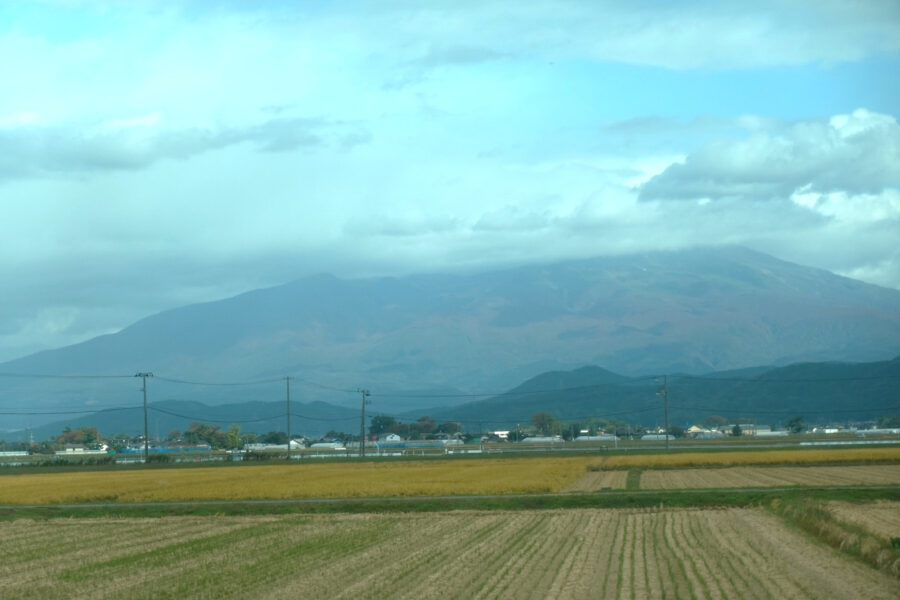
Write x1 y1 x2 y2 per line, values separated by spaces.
1 0 899 362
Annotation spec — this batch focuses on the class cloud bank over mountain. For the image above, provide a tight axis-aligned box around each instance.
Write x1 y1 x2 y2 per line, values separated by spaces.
0 1 898 362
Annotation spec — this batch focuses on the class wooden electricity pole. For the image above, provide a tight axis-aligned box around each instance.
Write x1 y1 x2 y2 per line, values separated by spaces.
135 372 153 461
358 389 370 458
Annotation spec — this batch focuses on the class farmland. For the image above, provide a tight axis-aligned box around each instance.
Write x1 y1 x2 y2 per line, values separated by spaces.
0 457 592 504
597 446 900 469
2 446 899 598
637 464 900 490
4 447 899 505
2 507 899 599
825 501 900 539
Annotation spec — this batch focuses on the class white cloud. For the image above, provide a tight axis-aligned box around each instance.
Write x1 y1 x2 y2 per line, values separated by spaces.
640 109 900 202
0 2 898 362
360 0 900 70
0 115 365 181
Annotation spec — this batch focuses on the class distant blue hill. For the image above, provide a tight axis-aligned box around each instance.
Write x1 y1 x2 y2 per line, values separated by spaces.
5 357 898 443
422 357 900 431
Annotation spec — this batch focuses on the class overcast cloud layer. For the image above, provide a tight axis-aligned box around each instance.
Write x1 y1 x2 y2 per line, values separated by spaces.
1 0 899 363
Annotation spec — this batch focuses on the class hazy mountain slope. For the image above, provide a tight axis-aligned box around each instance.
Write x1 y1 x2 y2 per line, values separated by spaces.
2 246 899 432
13 357 896 442
428 357 900 430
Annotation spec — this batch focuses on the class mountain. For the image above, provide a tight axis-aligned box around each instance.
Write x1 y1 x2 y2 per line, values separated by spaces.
2 246 899 431
424 357 900 430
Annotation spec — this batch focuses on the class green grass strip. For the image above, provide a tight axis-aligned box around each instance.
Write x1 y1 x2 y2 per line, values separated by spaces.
2 486 898 521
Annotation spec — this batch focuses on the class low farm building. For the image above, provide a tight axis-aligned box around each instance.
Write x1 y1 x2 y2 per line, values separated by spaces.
574 435 618 442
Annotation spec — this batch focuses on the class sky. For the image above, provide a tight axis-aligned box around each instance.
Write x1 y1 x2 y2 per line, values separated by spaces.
1 0 899 363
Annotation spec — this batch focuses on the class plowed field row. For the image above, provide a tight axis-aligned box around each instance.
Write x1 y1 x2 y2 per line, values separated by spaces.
638 464 900 489
826 501 900 539
2 508 898 599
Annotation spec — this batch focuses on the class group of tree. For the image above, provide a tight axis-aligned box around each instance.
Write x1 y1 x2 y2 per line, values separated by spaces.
166 423 253 450
368 415 464 440
56 425 102 446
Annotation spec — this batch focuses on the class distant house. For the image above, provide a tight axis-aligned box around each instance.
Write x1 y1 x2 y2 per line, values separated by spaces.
309 441 346 450
521 436 564 443
686 425 725 439
378 433 403 442
55 444 107 456
243 440 305 451
574 434 618 442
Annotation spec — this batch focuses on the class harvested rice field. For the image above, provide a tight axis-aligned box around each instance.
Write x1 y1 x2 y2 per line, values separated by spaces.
2 507 898 600
826 501 900 539
638 464 900 490
599 446 900 469
561 469 628 492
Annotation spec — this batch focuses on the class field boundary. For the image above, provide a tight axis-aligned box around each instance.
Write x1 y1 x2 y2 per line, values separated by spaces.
769 497 900 578
3 485 900 520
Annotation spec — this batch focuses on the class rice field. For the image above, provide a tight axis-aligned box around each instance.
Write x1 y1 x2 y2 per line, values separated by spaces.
2 507 898 599
825 501 900 539
0 457 592 504
561 469 628 492
597 446 900 470
638 464 900 490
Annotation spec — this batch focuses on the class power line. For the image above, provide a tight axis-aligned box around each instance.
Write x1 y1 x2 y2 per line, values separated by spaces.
0 372 132 379
673 404 900 416
153 375 285 387
670 373 900 383
290 412 359 422
149 405 284 425
0 406 138 416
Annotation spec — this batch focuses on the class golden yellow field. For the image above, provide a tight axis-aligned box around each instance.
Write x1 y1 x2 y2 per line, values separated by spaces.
0 457 593 504
597 446 900 470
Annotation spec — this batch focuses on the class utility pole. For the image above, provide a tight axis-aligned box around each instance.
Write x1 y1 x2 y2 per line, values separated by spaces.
135 372 153 461
286 376 292 461
358 389 370 458
657 375 670 451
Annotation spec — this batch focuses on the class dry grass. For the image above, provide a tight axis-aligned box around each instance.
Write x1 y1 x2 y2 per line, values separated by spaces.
826 501 900 539
597 447 900 470
561 469 628 492
0 457 594 505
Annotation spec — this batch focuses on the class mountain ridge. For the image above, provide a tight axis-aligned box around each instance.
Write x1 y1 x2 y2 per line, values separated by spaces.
5 357 897 442
1 246 899 432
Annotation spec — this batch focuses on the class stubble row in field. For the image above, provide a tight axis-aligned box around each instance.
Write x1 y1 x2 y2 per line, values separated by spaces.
2 507 898 599
638 464 900 490
825 500 900 539
597 446 900 470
